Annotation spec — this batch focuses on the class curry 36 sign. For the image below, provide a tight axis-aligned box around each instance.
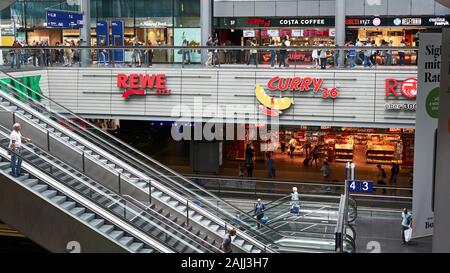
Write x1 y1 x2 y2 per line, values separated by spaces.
117 73 170 99
255 76 339 116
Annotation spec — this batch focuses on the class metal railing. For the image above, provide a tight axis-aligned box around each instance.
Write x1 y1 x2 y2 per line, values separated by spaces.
0 45 419 70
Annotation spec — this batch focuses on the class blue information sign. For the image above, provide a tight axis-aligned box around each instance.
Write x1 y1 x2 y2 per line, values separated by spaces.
111 20 125 62
348 180 374 193
46 9 83 29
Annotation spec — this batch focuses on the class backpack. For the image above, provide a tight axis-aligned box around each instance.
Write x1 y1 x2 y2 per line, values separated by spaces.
381 168 387 179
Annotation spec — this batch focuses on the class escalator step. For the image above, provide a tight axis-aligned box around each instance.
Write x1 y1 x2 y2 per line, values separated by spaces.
234 239 244 247
80 213 95 222
99 225 114 234
129 242 144 252
41 190 57 199
242 244 253 252
61 201 76 210
119 236 134 247
70 207 86 217
209 224 220 232
32 184 48 193
139 248 154 253
109 230 124 240
89 219 105 228
51 195 67 205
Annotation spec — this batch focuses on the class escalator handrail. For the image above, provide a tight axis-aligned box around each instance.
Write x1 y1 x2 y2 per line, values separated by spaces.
0 129 212 253
0 146 173 253
0 70 288 252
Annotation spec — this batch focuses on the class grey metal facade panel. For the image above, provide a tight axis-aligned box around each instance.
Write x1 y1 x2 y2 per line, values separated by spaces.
276 1 299 16
10 68 417 128
214 1 235 17
233 1 256 16
411 0 436 15
346 0 365 15
255 1 276 16
387 0 412 15
298 0 320 16
364 0 388 15
435 2 450 15
319 0 336 15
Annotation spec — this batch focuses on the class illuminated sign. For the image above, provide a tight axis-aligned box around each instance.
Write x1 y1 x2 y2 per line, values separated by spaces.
255 77 339 116
117 74 170 99
46 9 83 29
385 78 417 111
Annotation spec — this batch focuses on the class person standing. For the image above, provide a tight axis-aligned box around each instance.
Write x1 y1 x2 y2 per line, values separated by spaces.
269 39 276 68
10 40 21 69
312 145 319 168
364 41 373 67
390 163 400 185
266 153 275 178
398 39 406 65
205 35 214 66
9 123 31 177
181 35 191 65
319 43 327 69
321 161 331 181
220 228 236 253
288 138 297 158
347 41 356 68
145 41 154 67
279 36 288 68
254 198 266 229
355 38 364 65
312 43 319 68
291 186 300 214
245 144 254 177
401 208 412 245
246 39 258 67
384 40 393 65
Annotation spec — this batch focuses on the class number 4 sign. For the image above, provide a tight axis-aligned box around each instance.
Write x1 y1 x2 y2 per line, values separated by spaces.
348 180 374 193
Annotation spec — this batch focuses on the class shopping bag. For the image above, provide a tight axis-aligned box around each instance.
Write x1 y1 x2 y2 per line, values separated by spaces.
260 216 269 224
290 205 300 215
404 227 412 242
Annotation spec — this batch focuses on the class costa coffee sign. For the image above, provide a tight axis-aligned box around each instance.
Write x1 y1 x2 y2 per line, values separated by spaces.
255 76 339 116
117 73 170 99
385 78 417 111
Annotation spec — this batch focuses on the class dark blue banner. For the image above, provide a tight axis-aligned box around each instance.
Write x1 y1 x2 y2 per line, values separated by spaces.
111 20 125 62
96 20 109 64
46 9 83 29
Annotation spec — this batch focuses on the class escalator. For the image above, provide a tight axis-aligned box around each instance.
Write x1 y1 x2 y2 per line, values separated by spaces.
0 69 353 252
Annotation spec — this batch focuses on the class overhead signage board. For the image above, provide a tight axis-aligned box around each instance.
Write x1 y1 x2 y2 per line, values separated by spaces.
46 9 83 29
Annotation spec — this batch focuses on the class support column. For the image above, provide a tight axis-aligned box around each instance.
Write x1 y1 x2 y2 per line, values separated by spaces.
79 0 91 67
200 0 212 65
433 28 450 252
335 0 346 67
0 15 3 66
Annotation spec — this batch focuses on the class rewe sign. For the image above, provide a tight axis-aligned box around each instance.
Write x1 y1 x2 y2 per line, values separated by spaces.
117 73 170 99
385 78 418 99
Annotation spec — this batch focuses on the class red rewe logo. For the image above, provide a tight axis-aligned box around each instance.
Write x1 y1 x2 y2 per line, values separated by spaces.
385 78 417 99
117 73 171 99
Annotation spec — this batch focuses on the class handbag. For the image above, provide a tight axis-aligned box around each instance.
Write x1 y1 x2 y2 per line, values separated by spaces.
404 227 412 242
260 216 269 224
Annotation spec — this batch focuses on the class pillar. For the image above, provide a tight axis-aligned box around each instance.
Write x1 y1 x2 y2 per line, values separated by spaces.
79 0 91 67
432 28 450 252
335 0 346 67
200 0 213 65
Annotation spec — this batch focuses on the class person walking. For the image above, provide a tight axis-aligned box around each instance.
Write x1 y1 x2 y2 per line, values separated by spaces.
9 123 31 177
245 144 254 177
401 208 412 245
398 39 406 65
312 43 319 68
291 187 300 214
145 41 154 67
375 164 387 194
384 40 394 65
288 138 297 158
205 36 214 66
347 41 356 68
220 228 236 253
355 38 364 65
279 36 288 68
266 153 275 178
254 198 266 229
312 145 319 168
364 41 373 67
181 35 191 65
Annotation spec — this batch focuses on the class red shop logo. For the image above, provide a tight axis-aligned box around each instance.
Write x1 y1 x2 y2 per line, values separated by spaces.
386 78 417 99
117 73 171 99
246 18 271 27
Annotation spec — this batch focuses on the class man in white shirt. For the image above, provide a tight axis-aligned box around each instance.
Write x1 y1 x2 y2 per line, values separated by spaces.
9 123 31 177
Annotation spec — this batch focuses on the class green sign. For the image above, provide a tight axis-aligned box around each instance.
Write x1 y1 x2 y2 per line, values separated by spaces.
0 75 43 102
426 87 440 119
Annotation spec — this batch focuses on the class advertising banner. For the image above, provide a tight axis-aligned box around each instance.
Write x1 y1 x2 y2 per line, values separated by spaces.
433 28 450 252
96 20 109 63
174 28 201 63
412 33 442 238
111 20 124 62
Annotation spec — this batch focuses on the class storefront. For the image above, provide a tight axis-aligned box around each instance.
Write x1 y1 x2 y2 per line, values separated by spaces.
214 17 336 64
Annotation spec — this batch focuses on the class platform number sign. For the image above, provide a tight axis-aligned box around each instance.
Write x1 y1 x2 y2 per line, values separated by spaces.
348 180 373 193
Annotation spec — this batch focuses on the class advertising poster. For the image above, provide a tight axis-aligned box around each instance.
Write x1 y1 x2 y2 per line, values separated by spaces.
111 20 124 62
433 28 450 252
174 28 201 63
96 20 109 62
243 30 255 38
412 33 442 238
